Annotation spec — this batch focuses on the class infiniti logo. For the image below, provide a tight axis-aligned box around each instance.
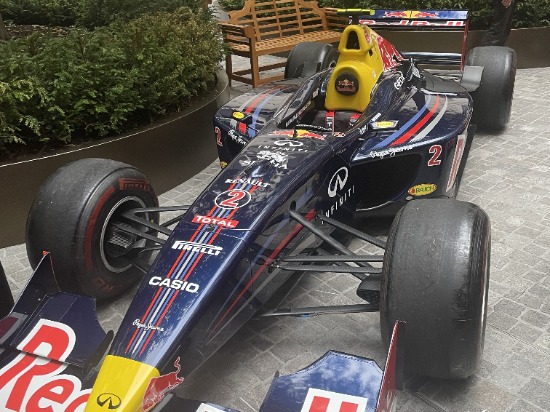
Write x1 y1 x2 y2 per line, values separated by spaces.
328 167 349 197
97 393 122 409
274 139 303 147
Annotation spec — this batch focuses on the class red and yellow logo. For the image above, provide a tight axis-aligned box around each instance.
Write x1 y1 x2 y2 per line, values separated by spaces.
408 183 437 196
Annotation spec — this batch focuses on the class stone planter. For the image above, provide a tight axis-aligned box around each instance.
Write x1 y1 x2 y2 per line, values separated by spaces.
0 71 229 247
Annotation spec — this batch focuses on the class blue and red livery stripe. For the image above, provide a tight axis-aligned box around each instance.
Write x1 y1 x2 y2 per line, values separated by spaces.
125 180 260 355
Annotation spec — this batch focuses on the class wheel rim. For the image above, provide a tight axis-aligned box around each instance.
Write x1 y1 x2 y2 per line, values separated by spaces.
100 196 148 273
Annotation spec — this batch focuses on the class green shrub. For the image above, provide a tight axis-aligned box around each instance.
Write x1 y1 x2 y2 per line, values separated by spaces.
0 0 82 26
219 0 550 29
78 0 205 29
0 0 205 28
0 7 225 155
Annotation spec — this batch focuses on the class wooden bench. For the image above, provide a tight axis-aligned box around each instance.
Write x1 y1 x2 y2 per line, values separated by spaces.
218 0 346 88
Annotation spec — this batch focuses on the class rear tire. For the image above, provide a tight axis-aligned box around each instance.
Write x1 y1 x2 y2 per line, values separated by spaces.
466 46 516 131
285 42 338 79
26 158 159 300
380 200 490 379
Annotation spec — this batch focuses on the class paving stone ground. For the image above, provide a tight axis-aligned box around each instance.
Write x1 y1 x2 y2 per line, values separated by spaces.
2 61 550 411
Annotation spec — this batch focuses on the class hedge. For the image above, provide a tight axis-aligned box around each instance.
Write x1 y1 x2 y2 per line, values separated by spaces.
219 0 550 29
0 7 225 155
0 0 205 27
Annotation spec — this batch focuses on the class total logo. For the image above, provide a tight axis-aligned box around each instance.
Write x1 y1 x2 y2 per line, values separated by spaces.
148 276 200 292
172 240 223 256
193 215 239 229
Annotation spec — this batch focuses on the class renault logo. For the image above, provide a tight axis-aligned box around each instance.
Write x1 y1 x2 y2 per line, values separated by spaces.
97 393 122 409
328 167 348 197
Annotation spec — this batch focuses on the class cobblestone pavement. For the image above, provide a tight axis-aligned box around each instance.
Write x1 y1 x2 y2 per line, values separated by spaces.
2 63 550 411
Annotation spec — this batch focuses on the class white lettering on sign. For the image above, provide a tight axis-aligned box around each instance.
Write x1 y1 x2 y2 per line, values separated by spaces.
0 319 90 412
148 276 200 293
172 240 223 256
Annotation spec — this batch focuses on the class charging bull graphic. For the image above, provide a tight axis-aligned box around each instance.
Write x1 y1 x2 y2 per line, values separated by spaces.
142 358 184 411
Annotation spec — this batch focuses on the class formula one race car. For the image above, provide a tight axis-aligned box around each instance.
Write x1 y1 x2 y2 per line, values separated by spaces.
0 9 505 412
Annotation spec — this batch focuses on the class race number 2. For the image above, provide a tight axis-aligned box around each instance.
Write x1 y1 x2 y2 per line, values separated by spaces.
215 189 251 209
428 144 442 166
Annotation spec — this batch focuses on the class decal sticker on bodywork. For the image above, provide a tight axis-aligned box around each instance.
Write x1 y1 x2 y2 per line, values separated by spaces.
408 183 437 196
300 388 368 412
143 358 184 411
0 319 90 412
447 134 466 191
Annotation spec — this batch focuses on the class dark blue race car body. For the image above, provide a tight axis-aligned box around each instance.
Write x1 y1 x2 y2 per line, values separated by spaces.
214 61 472 217
0 9 501 412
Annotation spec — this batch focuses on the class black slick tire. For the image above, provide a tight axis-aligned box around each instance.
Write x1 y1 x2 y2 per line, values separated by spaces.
466 46 516 131
285 42 338 79
380 199 490 379
26 158 159 300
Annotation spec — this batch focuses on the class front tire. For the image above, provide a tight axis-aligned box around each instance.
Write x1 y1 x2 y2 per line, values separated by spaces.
380 200 490 379
466 46 516 131
285 42 338 79
26 158 159 300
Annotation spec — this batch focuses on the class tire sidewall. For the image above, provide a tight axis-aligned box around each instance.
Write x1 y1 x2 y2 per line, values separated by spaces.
26 159 158 300
380 200 490 379
466 46 516 130
73 171 158 298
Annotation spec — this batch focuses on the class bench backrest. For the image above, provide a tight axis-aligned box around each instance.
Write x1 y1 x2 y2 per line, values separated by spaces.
227 0 328 41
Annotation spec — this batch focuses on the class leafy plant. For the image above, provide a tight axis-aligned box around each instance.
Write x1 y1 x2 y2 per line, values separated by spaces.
0 7 224 156
0 0 82 26
78 0 205 29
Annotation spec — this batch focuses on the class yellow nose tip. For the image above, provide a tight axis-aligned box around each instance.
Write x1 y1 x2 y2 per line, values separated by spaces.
85 355 159 412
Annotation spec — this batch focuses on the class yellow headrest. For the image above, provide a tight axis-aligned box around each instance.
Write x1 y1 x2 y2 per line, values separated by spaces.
325 25 384 113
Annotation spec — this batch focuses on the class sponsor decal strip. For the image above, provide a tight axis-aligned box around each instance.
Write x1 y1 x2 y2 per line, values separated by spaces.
371 94 432 150
127 180 260 356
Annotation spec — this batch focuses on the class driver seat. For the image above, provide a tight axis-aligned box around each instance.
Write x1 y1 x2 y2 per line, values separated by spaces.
325 24 384 113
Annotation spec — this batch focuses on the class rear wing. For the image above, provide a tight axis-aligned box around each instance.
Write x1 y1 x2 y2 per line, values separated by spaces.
329 8 470 68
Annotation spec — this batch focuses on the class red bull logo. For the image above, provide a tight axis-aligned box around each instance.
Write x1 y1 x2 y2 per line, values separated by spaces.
384 11 409 18
411 11 439 18
142 358 184 410
277 130 324 140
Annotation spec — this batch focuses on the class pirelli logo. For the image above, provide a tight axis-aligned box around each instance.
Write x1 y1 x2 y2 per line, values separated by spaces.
172 240 222 256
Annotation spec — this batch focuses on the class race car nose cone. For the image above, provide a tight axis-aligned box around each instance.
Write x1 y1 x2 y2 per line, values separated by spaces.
85 355 159 412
